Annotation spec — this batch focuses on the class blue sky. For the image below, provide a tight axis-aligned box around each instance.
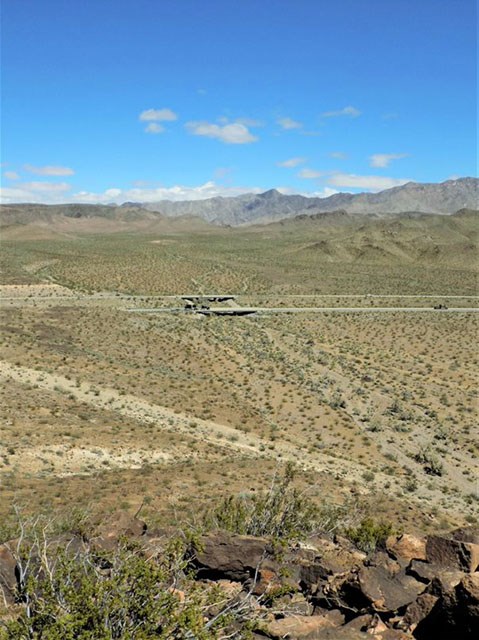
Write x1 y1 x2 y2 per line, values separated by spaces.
1 0 476 203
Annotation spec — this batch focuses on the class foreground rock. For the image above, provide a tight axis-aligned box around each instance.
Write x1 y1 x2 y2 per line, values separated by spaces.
1 518 478 637
425 533 479 572
90 513 147 552
385 534 427 566
0 544 17 606
261 614 335 639
411 573 479 639
187 526 479 637
191 531 275 582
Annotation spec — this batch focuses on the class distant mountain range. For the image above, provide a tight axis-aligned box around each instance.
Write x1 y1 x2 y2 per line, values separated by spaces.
137 178 478 225
1 178 477 228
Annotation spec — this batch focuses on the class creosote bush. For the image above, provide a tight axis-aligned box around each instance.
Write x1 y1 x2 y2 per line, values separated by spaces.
0 531 245 640
344 517 395 554
202 463 358 542
414 447 444 476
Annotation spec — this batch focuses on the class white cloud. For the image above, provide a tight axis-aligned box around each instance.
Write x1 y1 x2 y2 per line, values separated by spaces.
139 108 177 122
277 117 302 130
72 182 265 203
330 151 348 160
24 164 75 176
68 187 122 203
298 168 324 179
309 187 340 199
0 181 71 203
0 181 265 205
278 186 340 198
277 157 307 168
4 171 20 180
144 122 165 134
369 153 408 168
185 121 258 144
322 105 361 118
327 173 409 191
22 181 71 192
0 187 36 203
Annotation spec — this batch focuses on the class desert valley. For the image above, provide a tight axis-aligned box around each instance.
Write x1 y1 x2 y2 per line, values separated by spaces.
0 178 478 637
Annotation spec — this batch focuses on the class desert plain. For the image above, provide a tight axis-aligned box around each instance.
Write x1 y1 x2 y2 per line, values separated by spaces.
0 206 478 538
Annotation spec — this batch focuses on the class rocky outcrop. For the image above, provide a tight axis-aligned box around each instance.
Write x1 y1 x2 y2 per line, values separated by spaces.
187 526 479 638
1 519 478 638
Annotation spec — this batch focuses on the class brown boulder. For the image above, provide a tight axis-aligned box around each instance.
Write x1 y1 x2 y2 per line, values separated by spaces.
262 622 411 639
192 531 274 582
299 559 338 592
322 608 346 626
406 559 464 595
90 512 147 551
413 573 479 639
295 539 365 594
425 534 479 572
344 614 413 640
263 614 334 639
399 593 438 632
356 564 425 612
310 536 366 568
372 631 413 639
0 543 18 606
275 592 315 616
442 573 479 635
385 534 426 564
342 613 374 632
450 525 479 544
318 569 371 614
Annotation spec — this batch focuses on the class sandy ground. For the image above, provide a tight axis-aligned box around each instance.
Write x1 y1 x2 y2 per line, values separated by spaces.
1 285 476 523
2 355 474 529
0 359 367 482
0 284 79 298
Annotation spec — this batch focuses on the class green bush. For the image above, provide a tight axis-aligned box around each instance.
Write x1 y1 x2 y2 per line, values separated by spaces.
202 463 351 542
0 536 234 639
344 517 395 554
203 463 319 541
414 447 444 476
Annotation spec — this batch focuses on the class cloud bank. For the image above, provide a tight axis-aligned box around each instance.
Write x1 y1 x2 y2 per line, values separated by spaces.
0 181 263 205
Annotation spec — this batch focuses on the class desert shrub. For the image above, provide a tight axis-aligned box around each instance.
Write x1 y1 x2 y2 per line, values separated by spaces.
344 517 395 554
0 534 235 639
202 463 355 541
414 447 444 476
